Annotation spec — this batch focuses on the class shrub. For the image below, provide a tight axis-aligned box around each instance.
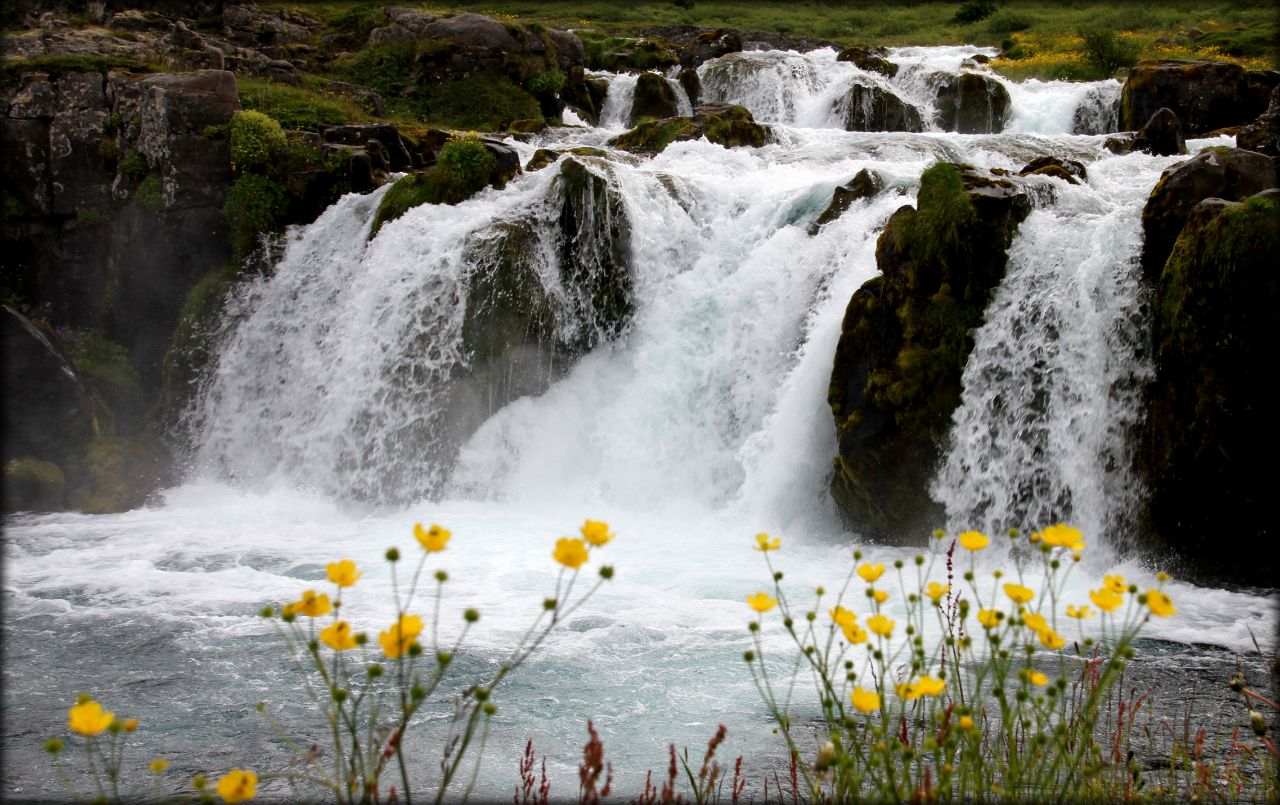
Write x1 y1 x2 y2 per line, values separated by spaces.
223 172 288 260
229 110 286 173
1079 25 1139 75
437 136 495 190
119 151 148 182
954 1 998 24
987 12 1034 34
527 68 565 96
134 173 164 212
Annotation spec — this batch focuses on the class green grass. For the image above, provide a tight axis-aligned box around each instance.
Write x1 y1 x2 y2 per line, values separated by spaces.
235 76 362 132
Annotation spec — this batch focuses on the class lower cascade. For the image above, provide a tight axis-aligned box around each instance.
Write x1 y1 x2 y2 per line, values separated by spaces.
3 42 1276 801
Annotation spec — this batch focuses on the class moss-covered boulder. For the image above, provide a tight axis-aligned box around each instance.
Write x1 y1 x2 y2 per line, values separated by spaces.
828 163 1031 542
838 83 924 133
932 72 1011 134
1138 190 1280 585
159 263 239 429
67 434 167 513
1120 59 1279 136
836 47 899 78
1017 156 1086 184
1139 146 1276 282
3 456 67 512
678 29 743 70
369 136 512 237
630 71 680 126
608 103 769 155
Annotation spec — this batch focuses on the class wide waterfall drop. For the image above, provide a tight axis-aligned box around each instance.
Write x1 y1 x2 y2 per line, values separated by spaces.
4 45 1275 801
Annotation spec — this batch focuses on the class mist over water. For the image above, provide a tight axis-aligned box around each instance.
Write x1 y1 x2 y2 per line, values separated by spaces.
4 47 1274 800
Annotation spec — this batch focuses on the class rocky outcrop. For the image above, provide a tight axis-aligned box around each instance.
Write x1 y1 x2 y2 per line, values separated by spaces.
1237 84 1280 157
1139 190 1280 586
932 72 1011 134
836 47 898 78
678 28 743 70
630 71 680 125
838 83 924 132
808 169 887 235
828 164 1031 541
1120 59 1280 136
1139 146 1277 282
608 103 769 155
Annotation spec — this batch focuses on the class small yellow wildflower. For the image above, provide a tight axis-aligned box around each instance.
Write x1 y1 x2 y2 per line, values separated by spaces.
958 530 990 551
1028 670 1049 686
958 715 975 730
751 532 780 551
1089 586 1123 613
1146 588 1176 617
1103 574 1126 595
149 759 170 773
414 523 451 553
1004 583 1034 604
851 687 880 712
581 520 615 547
829 605 856 626
68 699 113 736
379 614 423 659
320 620 359 651
925 581 950 602
1066 604 1095 619
857 563 885 583
1022 610 1048 633
552 537 589 569
977 609 1003 628
326 559 362 588
1037 628 1066 650
913 675 946 697
216 769 257 804
746 592 777 613
872 588 889 604
292 589 332 618
841 622 868 644
895 681 918 700
1156 571 1171 582
123 718 138 732
866 613 895 637
1039 523 1085 551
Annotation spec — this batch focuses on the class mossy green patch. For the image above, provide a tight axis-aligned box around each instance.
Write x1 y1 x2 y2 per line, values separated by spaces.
160 263 240 427
3 456 66 512
0 54 158 80
230 110 287 172
236 76 360 131
910 163 977 266
609 117 700 154
135 173 164 212
223 173 288 259
411 73 543 131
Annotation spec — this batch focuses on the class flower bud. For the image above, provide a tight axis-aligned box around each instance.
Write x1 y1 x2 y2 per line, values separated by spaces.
44 738 63 754
894 559 903 569
124 718 138 732
1250 710 1266 737
815 741 837 772
259 606 274 618
435 570 448 583
600 565 615 580
331 687 348 703
411 685 426 701
385 547 400 562
193 774 208 790
77 693 92 705
473 687 490 702
914 555 924 566
463 608 480 623
367 664 384 679
743 650 755 662
407 642 423 658
543 597 557 611
748 622 759 632
483 703 497 716
815 586 825 595
773 571 783 581
355 632 368 646
437 651 453 666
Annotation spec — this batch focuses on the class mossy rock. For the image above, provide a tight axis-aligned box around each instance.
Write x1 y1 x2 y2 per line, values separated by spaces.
68 435 166 514
508 118 547 134
828 163 1031 543
630 72 680 127
608 103 768 155
159 263 240 430
1120 60 1279 136
609 117 702 155
3 456 66 512
1139 190 1280 585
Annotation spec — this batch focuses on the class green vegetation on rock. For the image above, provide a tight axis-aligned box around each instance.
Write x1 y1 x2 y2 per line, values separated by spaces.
370 137 499 237
135 173 164 212
235 76 360 131
3 456 67 512
224 173 288 259
230 110 288 172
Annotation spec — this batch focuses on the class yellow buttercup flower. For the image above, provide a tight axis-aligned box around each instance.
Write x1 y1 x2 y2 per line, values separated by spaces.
746 592 777 613
216 769 257 804
379 614 423 659
895 681 918 700
1089 587 1123 613
866 613 895 637
829 605 856 626
292 589 332 618
320 620 358 651
552 537 589 569
1037 628 1065 650
1039 523 1084 551
958 530 990 551
1146 588 1176 617
326 559 362 588
1022 610 1048 633
123 718 138 732
751 532 780 552
581 520 615 547
1103 574 1126 595
913 674 945 697
1156 571 1171 582
857 563 885 583
68 699 114 736
841 622 868 644
149 758 170 773
851 687 881 712
977 609 1003 629
958 715 975 730
414 523 451 553
1066 604 1095 619
872 588 889 604
925 582 950 602
1028 670 1049 686
1003 583 1034 604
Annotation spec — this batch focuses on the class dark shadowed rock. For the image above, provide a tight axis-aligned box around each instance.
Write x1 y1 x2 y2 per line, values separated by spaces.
678 29 742 70
321 124 413 171
1237 84 1280 157
678 68 701 107
836 46 899 78
609 103 769 155
808 169 886 235
630 71 679 126
1131 107 1187 156
1018 156 1087 183
933 72 1011 134
839 83 923 132
1120 59 1280 136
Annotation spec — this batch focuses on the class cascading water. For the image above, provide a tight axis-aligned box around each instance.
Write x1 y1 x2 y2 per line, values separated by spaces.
4 46 1274 801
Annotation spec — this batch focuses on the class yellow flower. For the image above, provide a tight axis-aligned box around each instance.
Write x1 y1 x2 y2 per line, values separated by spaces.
149 759 170 773
552 537 589 569
414 523 451 553
123 718 138 732
1003 583 1034 604
216 769 257 804
1037 628 1065 650
1156 571 1171 582
1028 670 1049 686
379 614 423 659
581 520 615 547
866 613 895 637
872 589 889 604
851 687 881 712
326 559 362 588
1089 587 1123 613
977 609 1003 629
904 675 945 697
925 582 950 602
320 620 359 651
829 605 856 626
958 530 990 551
1146 588 1176 617
841 622 868 644
958 715 975 730
1103 574 1126 595
68 699 114 736
752 532 780 552
1066 604 1095 620
746 592 777 613
1039 523 1084 551
292 589 332 618
856 563 885 583
895 681 918 700
1022 610 1048 633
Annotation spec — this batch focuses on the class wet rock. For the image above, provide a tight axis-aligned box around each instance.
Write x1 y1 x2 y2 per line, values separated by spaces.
836 46 899 78
1131 107 1187 156
678 67 701 106
678 28 742 70
1071 84 1120 135
321 124 413 171
933 72 1011 134
1237 84 1280 158
1120 59 1280 136
808 169 886 234
630 71 679 125
4 456 67 512
838 83 923 132
608 103 769 155
525 148 560 171
1018 156 1086 183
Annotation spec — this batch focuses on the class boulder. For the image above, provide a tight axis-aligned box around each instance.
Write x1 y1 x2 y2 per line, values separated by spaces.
630 71 680 125
836 46 899 78
808 168 886 234
932 72 1011 134
1018 156 1086 184
839 83 924 133
828 164 1031 541
136 70 239 210
1131 107 1187 156
678 28 743 70
4 456 67 512
608 103 770 154
1139 146 1277 282
1120 59 1280 136
678 67 701 107
1237 84 1280 158
321 124 413 171
1139 190 1280 586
